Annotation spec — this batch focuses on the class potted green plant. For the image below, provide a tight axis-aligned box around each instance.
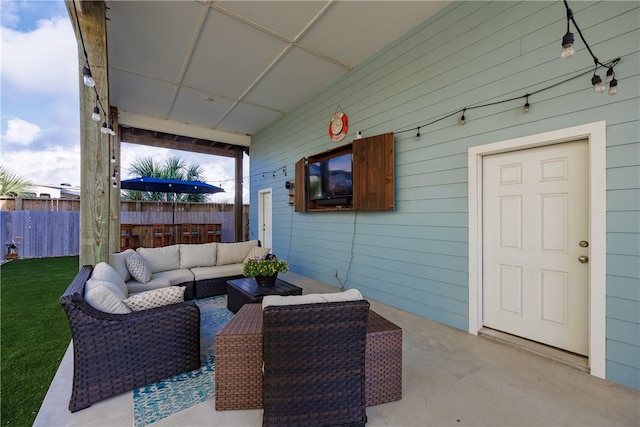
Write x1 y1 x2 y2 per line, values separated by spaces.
243 253 288 286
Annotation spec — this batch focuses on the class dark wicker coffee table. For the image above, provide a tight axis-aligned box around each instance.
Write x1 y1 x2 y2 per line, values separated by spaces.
226 277 302 313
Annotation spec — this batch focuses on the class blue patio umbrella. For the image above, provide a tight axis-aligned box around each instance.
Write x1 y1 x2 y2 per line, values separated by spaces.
120 176 225 223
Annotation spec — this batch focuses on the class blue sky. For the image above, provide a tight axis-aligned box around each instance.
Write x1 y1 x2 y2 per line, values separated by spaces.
1 0 246 202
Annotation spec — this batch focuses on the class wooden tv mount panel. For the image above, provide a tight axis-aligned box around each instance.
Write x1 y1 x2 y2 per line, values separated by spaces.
294 132 394 212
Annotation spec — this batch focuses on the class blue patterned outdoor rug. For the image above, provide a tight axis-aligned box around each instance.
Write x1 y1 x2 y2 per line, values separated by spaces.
133 295 233 427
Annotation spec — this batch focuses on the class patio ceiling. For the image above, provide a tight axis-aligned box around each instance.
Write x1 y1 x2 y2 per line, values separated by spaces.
105 1 449 151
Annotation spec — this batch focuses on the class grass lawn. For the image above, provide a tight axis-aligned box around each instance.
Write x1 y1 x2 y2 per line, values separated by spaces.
1 256 78 426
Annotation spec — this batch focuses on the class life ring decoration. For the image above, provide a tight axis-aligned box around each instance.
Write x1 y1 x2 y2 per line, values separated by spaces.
329 112 348 142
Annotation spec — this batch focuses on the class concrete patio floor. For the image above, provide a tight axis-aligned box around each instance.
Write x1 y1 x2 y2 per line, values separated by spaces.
35 272 639 427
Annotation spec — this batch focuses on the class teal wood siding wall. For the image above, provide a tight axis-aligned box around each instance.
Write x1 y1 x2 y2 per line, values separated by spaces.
249 1 639 389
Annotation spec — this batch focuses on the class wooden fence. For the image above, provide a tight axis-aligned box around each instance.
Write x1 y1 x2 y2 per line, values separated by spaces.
1 197 248 260
1 211 80 259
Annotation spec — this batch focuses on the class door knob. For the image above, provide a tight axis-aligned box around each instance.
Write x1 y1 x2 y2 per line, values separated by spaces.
578 255 589 264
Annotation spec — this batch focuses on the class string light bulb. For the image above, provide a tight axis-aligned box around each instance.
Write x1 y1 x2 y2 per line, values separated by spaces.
608 78 618 95
606 68 614 82
523 95 530 113
591 73 604 93
91 106 100 122
561 31 575 58
560 3 575 58
82 64 95 87
111 155 116 164
100 122 109 134
415 127 421 141
459 108 466 125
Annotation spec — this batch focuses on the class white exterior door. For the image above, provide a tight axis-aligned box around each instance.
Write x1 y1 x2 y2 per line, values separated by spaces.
482 140 589 355
258 189 273 249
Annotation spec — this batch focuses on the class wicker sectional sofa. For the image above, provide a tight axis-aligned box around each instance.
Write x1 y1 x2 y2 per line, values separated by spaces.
60 240 269 412
108 240 264 300
60 265 201 412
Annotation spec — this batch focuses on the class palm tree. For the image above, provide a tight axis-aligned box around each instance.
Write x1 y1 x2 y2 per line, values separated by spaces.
0 165 33 196
122 155 208 202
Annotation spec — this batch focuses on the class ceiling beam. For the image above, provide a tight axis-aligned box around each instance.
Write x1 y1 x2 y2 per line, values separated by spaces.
117 110 251 147
120 127 248 158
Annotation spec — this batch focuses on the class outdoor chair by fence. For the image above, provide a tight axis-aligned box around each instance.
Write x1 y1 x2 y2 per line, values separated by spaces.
181 223 199 244
206 223 222 243
153 223 172 247
59 265 201 412
262 300 370 426
120 224 139 250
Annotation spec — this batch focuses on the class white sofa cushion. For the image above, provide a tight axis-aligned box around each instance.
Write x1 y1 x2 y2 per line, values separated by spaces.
190 263 244 281
108 249 135 282
85 278 132 314
152 269 194 285
243 246 271 263
126 252 152 284
217 240 258 266
91 262 129 297
126 269 194 294
262 289 363 309
137 245 180 273
180 242 217 268
127 277 172 294
123 286 185 311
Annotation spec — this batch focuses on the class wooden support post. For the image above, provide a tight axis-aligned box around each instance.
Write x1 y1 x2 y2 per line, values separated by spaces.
66 0 110 267
234 149 244 242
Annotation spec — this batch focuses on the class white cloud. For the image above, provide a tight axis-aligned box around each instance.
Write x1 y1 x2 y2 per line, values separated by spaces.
2 117 41 146
1 144 81 186
1 16 77 95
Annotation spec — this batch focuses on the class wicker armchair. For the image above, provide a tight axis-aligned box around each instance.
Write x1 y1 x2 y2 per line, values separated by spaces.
262 300 370 427
60 265 201 412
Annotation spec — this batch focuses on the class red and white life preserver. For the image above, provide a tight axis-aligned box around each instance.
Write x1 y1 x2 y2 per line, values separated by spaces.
329 112 348 142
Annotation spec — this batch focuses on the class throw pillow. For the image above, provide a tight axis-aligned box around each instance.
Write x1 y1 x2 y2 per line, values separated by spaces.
243 246 271 263
123 286 185 311
84 278 132 314
126 252 152 284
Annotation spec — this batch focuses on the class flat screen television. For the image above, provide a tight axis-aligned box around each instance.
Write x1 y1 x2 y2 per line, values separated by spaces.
308 152 353 206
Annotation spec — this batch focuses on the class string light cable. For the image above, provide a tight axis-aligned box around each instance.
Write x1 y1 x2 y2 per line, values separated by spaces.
394 56 619 139
71 1 110 128
561 0 620 94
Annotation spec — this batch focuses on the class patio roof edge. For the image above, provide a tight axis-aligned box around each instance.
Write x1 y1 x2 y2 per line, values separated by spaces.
118 110 251 147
